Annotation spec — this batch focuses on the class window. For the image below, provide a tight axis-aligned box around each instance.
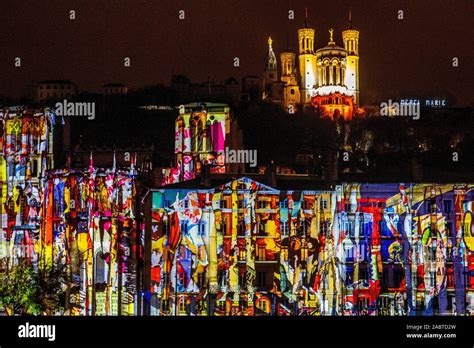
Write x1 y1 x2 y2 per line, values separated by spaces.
290 89 295 95
198 222 206 237
257 272 266 287
257 245 266 261
359 265 368 282
218 301 226 312
303 200 311 210
443 200 452 214
238 222 245 236
179 272 187 287
237 200 244 209
220 220 227 235
446 222 453 238
281 221 289 237
238 273 247 288
280 199 288 209
162 273 170 287
95 256 106 284
197 273 205 288
20 196 27 221
446 268 454 288
345 272 353 286
258 200 267 209
299 220 307 236
198 245 206 260
301 246 308 261
239 248 246 261
179 299 186 313
218 271 227 287
220 199 228 209
180 222 187 233
463 222 470 235
53 198 60 215
320 199 328 210
257 299 268 312
179 245 188 259
161 299 170 312
239 299 247 311
183 200 189 209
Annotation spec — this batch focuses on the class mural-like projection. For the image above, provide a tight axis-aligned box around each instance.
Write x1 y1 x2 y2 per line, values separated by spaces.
1 108 55 270
1 107 141 316
41 162 140 316
149 177 474 316
162 103 230 185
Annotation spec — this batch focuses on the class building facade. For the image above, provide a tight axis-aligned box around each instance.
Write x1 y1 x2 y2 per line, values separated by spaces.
102 83 128 95
162 102 243 186
0 107 142 316
0 107 55 272
148 177 474 316
34 80 78 103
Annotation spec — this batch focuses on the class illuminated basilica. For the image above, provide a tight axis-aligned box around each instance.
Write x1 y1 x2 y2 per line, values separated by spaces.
263 10 360 121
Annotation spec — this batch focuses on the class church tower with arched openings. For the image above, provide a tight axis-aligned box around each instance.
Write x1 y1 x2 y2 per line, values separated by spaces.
280 33 301 111
261 7 361 116
342 10 360 105
298 8 317 104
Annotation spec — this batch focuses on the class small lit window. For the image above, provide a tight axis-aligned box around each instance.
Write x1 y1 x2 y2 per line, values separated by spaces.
320 199 328 210
199 222 206 236
161 299 170 312
281 221 289 237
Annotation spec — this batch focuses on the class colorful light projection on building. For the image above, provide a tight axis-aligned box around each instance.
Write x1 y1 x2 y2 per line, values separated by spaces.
162 103 231 186
149 177 474 316
40 163 141 316
1 108 142 315
0 107 55 267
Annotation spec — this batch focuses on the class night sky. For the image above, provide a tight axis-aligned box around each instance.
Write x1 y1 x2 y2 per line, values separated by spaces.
1 0 473 105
